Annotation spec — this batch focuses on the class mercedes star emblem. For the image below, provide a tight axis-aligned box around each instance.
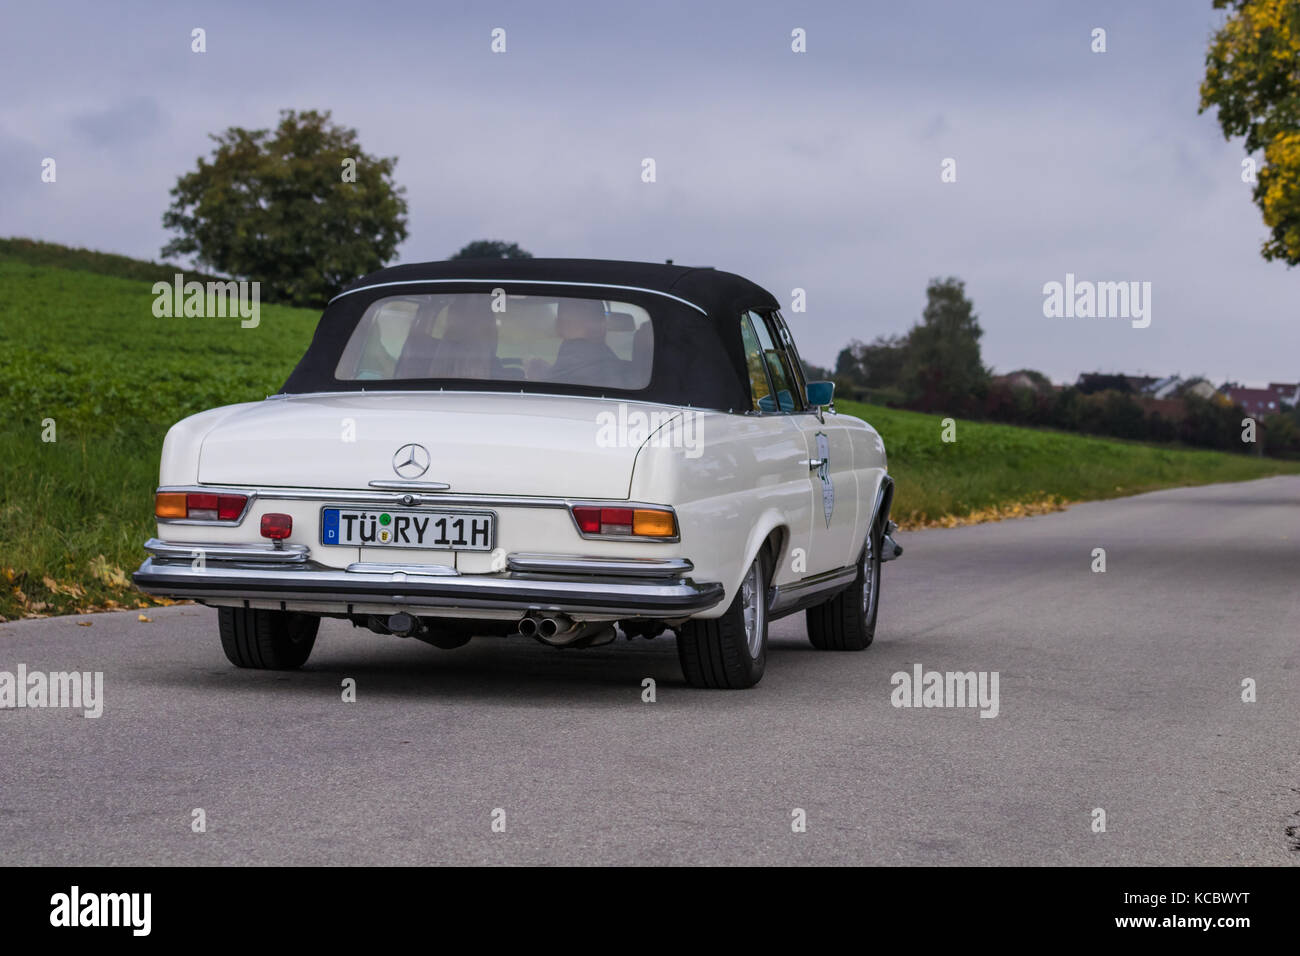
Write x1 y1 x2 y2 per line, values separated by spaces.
392 443 430 479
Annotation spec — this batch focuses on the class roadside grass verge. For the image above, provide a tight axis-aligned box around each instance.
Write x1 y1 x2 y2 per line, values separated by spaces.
838 400 1300 528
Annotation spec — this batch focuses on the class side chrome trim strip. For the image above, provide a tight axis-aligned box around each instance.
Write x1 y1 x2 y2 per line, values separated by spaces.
767 564 859 615
157 486 680 545
159 484 674 513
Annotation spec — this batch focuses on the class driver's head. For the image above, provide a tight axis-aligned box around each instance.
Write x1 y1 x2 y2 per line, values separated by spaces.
445 293 495 343
555 298 607 342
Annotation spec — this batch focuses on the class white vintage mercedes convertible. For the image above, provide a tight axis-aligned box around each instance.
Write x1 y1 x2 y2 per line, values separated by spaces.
134 259 901 688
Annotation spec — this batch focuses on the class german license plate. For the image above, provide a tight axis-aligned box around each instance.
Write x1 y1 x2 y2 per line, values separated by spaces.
321 508 495 551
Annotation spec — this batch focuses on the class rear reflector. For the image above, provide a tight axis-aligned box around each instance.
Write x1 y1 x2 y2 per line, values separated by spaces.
260 513 293 539
572 505 675 538
155 491 248 522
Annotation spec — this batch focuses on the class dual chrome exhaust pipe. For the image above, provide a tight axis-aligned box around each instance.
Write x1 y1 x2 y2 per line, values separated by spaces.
881 519 904 562
517 613 571 640
517 612 615 648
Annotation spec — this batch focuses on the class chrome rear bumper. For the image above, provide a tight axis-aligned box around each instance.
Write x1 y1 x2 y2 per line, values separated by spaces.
133 540 723 617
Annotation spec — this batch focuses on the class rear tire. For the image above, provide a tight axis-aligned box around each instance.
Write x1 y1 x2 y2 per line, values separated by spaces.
218 607 319 669
676 550 769 689
806 529 881 651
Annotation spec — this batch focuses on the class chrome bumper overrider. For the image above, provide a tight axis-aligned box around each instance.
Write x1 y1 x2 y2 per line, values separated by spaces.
133 540 723 616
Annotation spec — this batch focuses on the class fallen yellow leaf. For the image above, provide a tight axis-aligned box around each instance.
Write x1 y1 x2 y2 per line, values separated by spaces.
137 614 152 623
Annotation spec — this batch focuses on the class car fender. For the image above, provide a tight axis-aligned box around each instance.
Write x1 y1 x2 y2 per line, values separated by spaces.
160 401 262 485
737 505 788 600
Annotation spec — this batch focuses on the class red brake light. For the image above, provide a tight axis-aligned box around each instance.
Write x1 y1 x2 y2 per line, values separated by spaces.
260 513 293 539
217 495 245 520
573 506 601 534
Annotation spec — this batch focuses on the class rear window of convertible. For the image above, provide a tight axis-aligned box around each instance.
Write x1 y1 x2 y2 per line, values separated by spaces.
334 292 654 390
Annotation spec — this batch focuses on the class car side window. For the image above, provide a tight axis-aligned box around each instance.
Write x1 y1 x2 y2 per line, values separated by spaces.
740 313 774 411
770 311 809 403
747 311 801 412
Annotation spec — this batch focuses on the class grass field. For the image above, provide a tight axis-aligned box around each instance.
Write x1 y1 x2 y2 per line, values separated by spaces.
0 255 318 620
836 400 1299 526
3 247 1297 619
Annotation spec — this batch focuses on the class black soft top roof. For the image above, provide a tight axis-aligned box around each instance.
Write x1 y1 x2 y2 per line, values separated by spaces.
280 258 781 411
331 257 780 317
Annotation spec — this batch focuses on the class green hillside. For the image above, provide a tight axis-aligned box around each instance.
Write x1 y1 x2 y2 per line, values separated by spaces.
1 244 1296 619
0 252 319 619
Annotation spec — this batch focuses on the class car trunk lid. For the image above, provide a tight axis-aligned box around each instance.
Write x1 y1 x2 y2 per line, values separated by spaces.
196 391 676 499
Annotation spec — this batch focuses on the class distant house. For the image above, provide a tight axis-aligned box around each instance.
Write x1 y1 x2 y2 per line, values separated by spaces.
1073 371 1239 404
1123 374 1161 394
993 371 1047 391
1182 380 1222 402
1266 382 1299 408
1223 386 1282 419
1077 372 1191 399
1146 375 1182 400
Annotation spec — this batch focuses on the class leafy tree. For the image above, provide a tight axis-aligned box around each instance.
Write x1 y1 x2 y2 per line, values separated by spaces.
801 361 835 382
1181 393 1243 450
162 109 408 306
899 278 990 414
1076 372 1133 395
834 334 906 390
835 340 867 386
1262 411 1300 456
860 334 907 389
450 240 533 260
1199 0 1300 265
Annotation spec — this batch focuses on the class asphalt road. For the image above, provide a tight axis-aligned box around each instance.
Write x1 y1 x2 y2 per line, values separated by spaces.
3 476 1298 865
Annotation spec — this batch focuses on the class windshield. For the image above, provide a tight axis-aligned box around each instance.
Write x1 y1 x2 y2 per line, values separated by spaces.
333 292 654 390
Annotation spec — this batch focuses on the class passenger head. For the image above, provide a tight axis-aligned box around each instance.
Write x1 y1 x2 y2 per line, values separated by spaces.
434 294 497 378
555 298 608 343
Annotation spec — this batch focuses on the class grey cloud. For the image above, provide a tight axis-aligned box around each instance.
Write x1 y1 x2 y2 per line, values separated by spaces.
71 96 165 146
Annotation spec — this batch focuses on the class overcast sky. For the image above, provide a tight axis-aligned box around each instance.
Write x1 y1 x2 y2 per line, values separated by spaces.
2 0 1295 385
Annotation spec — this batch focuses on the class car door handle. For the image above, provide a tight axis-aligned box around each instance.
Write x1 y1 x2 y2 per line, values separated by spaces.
801 458 826 469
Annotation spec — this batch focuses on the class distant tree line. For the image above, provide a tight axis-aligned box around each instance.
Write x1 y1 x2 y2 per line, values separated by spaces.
833 278 1300 459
